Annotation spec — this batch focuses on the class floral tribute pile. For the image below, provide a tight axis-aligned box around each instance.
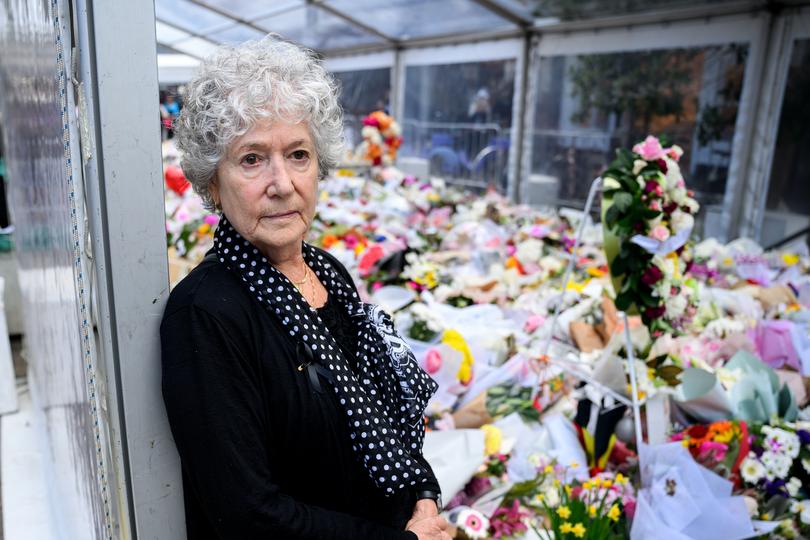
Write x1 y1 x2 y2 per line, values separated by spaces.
165 133 810 539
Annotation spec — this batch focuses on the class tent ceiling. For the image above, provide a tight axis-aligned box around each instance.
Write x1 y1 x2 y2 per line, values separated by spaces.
154 0 534 58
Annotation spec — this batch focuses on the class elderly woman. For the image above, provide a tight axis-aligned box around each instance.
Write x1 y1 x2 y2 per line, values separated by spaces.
160 37 449 540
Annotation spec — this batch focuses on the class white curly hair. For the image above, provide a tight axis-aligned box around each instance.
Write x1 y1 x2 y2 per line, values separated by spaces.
175 35 344 210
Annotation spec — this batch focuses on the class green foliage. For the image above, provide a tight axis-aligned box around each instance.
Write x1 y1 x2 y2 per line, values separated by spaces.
485 384 541 423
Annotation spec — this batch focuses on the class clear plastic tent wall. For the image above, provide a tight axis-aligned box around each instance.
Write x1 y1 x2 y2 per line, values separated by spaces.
0 0 122 537
154 0 810 244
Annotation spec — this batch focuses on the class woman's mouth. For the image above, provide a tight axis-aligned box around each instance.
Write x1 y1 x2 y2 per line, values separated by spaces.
264 211 297 220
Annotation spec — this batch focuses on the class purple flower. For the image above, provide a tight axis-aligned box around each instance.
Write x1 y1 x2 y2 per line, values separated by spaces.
797 430 810 445
764 479 788 498
465 476 493 498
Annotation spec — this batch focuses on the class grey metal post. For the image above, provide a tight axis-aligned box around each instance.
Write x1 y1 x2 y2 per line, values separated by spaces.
75 0 186 537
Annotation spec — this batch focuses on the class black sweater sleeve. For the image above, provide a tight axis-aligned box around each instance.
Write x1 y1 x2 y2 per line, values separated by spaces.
161 304 416 540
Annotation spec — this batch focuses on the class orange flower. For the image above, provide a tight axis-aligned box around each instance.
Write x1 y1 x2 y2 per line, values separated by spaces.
372 110 392 130
505 256 526 275
322 234 339 249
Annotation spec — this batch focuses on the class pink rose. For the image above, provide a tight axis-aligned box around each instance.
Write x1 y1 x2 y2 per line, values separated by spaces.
667 145 684 161
649 200 662 212
424 349 443 374
651 225 670 242
524 314 545 333
632 135 666 161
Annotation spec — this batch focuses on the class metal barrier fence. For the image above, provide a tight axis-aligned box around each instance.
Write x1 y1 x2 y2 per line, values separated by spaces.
342 115 511 191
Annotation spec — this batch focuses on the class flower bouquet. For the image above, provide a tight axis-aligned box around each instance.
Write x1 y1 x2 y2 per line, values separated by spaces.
353 110 402 166
670 420 750 485
738 422 810 534
601 135 700 336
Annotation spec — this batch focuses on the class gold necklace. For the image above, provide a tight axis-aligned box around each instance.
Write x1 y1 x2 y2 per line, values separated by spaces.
292 260 309 291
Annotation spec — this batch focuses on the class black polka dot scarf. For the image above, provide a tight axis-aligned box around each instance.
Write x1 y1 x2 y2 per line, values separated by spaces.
214 216 438 496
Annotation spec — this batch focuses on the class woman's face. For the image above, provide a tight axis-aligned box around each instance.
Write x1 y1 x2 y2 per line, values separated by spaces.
212 119 318 259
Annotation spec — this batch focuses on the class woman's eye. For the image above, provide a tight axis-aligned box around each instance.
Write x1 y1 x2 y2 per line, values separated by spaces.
290 150 309 161
241 153 261 166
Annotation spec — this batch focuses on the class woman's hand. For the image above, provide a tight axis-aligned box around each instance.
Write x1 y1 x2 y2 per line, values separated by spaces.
406 515 452 540
408 498 439 524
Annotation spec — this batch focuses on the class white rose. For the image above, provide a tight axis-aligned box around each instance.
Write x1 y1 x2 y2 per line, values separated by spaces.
633 159 647 175
665 294 688 319
603 177 621 190
802 457 810 473
670 210 695 235
665 158 682 188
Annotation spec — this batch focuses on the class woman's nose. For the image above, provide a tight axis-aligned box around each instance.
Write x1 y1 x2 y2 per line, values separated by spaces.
265 154 295 197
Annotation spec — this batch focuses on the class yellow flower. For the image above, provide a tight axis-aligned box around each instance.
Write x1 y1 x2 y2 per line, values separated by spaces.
782 253 800 266
566 280 588 293
553 479 561 488
762 513 771 521
602 479 613 489
588 505 597 518
571 523 587 538
608 504 621 522
481 424 503 456
560 522 573 534
534 493 545 504
626 384 646 401
586 266 606 277
544 465 554 474
582 481 592 491
713 430 733 444
592 477 602 488
569 460 580 468
557 506 572 519
196 223 211 235
427 192 441 203
564 485 572 497
442 329 474 384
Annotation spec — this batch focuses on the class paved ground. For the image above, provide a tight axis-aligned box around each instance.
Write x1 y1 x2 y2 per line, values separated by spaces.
1 335 26 540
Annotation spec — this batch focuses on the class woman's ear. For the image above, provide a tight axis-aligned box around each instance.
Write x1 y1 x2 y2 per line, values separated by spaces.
209 178 221 210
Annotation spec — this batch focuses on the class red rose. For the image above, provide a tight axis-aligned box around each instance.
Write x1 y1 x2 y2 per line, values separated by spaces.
641 265 663 286
687 424 709 439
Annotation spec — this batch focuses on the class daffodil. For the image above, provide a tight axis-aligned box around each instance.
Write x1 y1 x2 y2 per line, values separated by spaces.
544 464 554 474
588 505 597 518
571 523 587 538
608 504 621 522
557 506 571 519
560 522 573 534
